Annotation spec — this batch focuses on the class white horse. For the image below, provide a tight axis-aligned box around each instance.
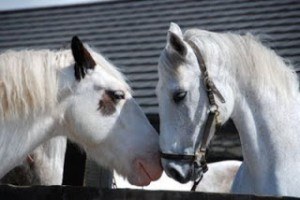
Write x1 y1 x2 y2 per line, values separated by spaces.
157 22 300 197
114 160 241 193
0 36 163 186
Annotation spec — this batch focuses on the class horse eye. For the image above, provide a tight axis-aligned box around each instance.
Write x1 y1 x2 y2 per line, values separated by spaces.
107 90 125 100
173 91 187 103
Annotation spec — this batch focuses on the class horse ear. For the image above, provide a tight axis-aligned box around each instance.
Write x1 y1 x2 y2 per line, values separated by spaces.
169 22 183 37
167 31 187 57
167 23 187 57
71 36 96 81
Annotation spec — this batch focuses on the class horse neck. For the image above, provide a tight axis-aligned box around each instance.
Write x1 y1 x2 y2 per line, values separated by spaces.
230 65 300 186
231 87 300 194
234 87 300 154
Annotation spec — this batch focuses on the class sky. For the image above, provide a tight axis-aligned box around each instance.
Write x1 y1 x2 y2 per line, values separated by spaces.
0 0 104 11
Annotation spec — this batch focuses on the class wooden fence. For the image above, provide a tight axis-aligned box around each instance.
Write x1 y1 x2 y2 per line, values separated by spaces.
0 185 298 200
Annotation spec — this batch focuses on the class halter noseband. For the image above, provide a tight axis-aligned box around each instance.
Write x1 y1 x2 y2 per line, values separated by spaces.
160 40 226 191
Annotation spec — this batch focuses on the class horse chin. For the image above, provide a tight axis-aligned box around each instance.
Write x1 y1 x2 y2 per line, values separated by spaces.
127 172 151 186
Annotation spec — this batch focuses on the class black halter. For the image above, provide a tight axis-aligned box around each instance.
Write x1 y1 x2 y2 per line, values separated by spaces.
160 40 226 191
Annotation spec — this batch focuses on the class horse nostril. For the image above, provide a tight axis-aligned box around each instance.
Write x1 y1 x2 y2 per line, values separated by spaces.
168 167 185 183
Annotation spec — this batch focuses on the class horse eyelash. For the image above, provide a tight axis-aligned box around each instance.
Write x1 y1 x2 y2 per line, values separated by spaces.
106 90 125 100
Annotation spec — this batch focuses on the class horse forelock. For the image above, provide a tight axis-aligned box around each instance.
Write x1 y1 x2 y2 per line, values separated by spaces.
158 47 188 84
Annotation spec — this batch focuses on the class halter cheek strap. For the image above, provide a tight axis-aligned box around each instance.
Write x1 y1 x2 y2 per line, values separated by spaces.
160 40 226 191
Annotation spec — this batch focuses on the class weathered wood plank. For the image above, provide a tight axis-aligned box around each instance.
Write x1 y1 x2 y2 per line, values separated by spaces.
99 189 299 200
0 185 298 200
0 185 99 200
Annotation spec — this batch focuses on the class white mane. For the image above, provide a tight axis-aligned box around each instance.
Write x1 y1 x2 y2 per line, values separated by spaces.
184 29 299 101
0 45 128 121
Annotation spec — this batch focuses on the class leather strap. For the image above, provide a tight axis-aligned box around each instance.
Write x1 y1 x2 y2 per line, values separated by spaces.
160 152 196 161
187 40 225 104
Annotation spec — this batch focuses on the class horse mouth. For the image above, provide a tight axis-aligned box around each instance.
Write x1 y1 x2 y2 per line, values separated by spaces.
129 161 153 186
139 161 154 180
127 160 161 186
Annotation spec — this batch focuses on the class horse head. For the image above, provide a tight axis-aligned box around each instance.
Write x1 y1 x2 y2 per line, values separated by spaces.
63 36 162 186
157 23 234 183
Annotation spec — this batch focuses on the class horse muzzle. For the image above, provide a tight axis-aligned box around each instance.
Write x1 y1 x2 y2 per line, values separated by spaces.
161 160 205 184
